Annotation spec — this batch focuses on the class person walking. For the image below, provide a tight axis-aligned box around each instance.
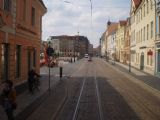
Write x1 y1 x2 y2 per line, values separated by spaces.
1 80 17 120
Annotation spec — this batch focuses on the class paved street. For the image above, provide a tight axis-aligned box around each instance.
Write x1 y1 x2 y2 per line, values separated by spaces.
53 58 160 120
1 58 160 120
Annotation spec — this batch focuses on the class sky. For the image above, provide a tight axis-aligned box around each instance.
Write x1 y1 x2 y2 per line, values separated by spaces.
42 0 131 48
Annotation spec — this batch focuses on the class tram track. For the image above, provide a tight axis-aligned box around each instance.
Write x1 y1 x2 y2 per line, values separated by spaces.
54 59 103 120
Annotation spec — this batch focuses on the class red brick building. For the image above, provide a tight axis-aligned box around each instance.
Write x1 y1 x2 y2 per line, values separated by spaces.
0 0 46 86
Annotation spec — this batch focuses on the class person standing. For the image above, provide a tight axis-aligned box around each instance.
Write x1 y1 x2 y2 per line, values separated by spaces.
1 80 17 120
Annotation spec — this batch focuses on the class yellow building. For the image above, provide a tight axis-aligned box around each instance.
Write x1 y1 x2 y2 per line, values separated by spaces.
115 20 127 62
130 0 155 75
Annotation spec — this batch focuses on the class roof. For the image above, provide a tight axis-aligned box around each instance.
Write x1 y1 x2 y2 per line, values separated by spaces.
119 20 127 26
107 23 118 35
39 0 47 9
50 35 89 41
132 0 142 8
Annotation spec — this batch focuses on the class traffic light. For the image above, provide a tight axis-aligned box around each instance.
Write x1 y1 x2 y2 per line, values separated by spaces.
46 47 54 56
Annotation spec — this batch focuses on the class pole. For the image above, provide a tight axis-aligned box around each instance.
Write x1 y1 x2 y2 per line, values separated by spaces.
48 57 51 92
129 47 131 72
74 40 75 62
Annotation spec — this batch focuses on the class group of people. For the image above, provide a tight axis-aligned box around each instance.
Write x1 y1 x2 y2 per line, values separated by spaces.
0 68 40 120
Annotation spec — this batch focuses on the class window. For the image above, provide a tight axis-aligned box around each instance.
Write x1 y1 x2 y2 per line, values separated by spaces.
15 45 21 78
147 1 149 14
31 7 35 26
150 55 153 66
141 8 142 20
143 27 145 41
151 21 153 38
147 24 149 40
23 0 27 21
139 31 140 43
147 54 149 65
40 17 42 31
150 1 153 10
141 29 143 42
1 44 9 80
144 4 145 17
3 0 11 12
136 32 138 43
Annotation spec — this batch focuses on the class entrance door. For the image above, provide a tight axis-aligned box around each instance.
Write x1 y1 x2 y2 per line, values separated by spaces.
140 52 144 70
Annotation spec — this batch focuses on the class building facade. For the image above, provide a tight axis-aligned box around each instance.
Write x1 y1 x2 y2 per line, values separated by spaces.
130 0 155 75
48 35 89 58
100 31 107 57
116 20 127 62
155 0 160 76
106 22 118 61
124 17 131 64
0 0 46 86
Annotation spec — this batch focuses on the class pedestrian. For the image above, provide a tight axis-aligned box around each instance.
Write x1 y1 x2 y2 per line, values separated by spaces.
28 68 40 93
1 80 17 120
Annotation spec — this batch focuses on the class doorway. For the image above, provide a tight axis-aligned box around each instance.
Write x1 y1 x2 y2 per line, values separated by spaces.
140 52 144 70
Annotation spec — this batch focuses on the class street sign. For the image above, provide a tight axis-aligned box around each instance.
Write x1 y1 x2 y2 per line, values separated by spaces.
46 47 54 56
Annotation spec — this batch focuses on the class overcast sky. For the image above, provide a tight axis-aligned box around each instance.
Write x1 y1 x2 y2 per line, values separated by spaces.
42 0 131 48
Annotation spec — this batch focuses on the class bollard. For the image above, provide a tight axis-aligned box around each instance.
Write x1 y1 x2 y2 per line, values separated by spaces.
60 67 63 79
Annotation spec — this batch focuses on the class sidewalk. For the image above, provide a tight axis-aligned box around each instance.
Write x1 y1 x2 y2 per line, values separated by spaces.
107 59 160 91
0 74 61 120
